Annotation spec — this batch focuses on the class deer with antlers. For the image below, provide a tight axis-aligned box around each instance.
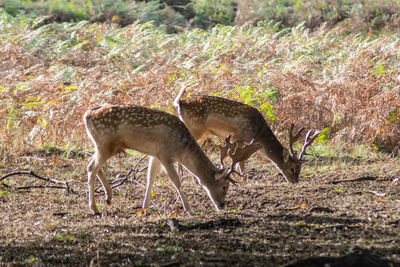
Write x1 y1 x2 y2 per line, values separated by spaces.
174 88 321 183
83 105 256 214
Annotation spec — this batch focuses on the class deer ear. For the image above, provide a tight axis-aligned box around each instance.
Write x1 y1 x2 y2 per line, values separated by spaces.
282 147 290 162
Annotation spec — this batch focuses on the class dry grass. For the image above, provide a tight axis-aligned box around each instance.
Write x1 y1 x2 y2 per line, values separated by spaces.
0 16 399 160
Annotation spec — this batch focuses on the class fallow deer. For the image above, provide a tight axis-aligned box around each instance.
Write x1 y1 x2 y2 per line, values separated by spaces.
173 88 321 183
83 105 255 214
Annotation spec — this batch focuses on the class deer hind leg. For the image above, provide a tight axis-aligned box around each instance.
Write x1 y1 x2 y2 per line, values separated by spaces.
143 156 162 210
97 169 112 205
161 159 191 213
87 152 110 214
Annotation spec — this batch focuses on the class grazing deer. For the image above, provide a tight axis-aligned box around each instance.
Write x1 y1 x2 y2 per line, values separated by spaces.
173 88 321 183
83 105 254 214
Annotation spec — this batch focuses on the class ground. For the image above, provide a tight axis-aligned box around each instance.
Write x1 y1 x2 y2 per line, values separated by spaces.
1 147 400 266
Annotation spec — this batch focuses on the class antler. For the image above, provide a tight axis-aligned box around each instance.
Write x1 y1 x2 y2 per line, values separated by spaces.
288 124 305 157
218 135 262 184
298 129 322 161
228 139 262 172
218 135 241 184
218 135 238 167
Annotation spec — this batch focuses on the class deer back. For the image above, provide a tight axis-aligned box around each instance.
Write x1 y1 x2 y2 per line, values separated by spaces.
177 96 266 142
84 105 199 159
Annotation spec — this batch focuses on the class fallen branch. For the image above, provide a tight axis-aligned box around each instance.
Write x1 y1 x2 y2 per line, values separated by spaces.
0 170 75 193
95 155 147 193
17 185 69 190
329 176 378 184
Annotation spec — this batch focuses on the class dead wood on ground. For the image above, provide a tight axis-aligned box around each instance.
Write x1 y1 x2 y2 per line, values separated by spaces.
0 170 75 193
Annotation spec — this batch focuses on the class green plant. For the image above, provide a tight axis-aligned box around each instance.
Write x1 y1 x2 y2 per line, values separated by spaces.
55 233 75 243
315 127 330 143
192 0 236 27
1 6 400 156
297 221 306 227
229 85 277 121
157 245 181 254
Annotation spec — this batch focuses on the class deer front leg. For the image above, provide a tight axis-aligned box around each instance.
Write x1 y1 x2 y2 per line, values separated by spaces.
161 160 192 214
143 156 161 210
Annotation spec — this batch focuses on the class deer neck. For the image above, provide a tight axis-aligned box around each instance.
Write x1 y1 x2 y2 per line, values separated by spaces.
179 145 218 187
257 126 286 167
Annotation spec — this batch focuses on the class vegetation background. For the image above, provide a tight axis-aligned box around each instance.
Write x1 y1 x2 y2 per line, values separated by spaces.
1 0 400 158
1 0 400 265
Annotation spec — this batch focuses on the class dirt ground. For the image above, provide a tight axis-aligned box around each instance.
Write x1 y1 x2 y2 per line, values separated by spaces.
1 148 400 266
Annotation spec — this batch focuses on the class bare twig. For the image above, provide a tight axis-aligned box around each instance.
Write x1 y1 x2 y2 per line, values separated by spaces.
0 170 75 193
95 155 148 193
17 185 68 190
329 176 378 184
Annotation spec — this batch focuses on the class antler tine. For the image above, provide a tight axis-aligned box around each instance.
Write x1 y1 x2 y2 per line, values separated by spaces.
288 124 305 157
219 136 261 184
218 136 241 185
298 129 322 161
228 139 262 175
224 143 248 185
226 169 241 185
218 135 238 167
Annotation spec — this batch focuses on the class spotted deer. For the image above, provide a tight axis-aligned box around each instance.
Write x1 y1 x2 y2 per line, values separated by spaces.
83 105 256 214
173 88 321 183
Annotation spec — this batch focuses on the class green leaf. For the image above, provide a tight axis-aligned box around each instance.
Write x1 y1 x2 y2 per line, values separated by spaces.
297 221 306 227
373 64 386 76
333 188 343 194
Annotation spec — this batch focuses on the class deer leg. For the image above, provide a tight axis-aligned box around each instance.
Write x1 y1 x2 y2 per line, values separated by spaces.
161 160 192 213
87 154 107 214
143 156 161 210
97 169 112 205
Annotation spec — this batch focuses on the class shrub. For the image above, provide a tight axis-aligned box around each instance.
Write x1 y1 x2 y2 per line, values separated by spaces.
0 13 399 157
